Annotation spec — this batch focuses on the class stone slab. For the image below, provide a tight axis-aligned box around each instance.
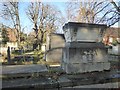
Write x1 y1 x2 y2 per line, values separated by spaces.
72 82 120 88
2 64 48 75
63 22 107 43
2 78 58 89
58 76 73 87
62 62 110 74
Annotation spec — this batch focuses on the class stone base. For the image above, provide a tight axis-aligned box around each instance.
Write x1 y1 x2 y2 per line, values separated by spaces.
61 62 110 74
62 47 108 64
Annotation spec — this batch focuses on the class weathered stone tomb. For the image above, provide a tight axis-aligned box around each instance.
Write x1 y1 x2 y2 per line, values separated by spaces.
62 22 110 74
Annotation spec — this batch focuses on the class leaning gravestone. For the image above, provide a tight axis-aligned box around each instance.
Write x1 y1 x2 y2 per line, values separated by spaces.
62 22 110 74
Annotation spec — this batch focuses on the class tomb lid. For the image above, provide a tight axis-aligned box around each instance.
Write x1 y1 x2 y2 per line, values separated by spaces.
63 22 107 30
65 42 107 49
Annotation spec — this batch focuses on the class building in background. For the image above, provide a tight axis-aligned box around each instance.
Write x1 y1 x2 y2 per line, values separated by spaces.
0 24 18 55
103 27 120 46
103 27 120 55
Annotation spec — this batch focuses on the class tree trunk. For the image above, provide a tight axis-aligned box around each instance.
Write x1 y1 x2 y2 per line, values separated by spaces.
33 23 39 50
39 32 44 50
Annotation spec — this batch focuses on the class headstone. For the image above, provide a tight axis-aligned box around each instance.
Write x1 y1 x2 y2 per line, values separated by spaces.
62 22 110 74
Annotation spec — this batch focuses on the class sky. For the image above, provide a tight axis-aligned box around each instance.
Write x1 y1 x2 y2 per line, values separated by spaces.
0 0 119 34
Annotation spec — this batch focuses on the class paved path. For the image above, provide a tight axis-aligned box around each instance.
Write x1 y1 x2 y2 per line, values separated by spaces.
1 64 48 75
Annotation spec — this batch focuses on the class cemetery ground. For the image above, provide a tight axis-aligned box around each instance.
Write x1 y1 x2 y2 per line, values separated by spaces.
1 52 120 89
1 49 49 65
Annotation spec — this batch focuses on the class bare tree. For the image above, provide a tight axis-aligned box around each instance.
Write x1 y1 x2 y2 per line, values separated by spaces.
65 0 120 27
26 2 40 49
110 0 120 37
110 0 120 12
26 2 61 50
65 2 77 22
108 0 120 27
1 1 21 46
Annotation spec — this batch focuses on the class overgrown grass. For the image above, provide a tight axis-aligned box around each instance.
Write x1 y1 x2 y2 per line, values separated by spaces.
10 49 41 65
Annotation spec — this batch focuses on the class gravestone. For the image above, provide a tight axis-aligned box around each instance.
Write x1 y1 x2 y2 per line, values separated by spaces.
7 46 11 64
62 22 110 74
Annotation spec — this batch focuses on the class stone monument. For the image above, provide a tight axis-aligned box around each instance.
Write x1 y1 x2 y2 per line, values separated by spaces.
62 22 110 74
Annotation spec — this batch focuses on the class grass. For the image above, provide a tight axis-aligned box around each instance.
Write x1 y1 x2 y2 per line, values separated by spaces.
4 49 46 65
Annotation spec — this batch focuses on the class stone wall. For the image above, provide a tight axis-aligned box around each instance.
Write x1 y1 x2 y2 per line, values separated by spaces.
45 33 65 63
46 48 63 63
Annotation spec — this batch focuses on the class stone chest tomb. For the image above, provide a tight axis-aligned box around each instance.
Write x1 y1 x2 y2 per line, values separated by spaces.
62 22 110 73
